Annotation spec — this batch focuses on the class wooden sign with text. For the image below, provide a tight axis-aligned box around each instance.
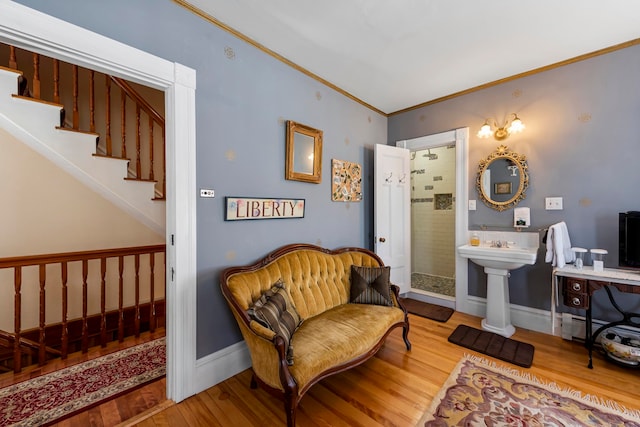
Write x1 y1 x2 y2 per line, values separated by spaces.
225 197 305 221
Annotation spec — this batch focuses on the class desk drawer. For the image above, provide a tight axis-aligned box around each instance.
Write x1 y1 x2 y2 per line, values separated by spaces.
561 277 587 294
563 291 588 309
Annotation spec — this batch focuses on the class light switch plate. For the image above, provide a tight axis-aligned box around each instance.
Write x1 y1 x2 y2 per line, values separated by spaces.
468 200 477 211
200 189 215 198
545 197 563 210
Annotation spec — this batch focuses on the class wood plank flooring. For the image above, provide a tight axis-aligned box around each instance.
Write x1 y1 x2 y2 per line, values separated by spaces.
123 311 640 427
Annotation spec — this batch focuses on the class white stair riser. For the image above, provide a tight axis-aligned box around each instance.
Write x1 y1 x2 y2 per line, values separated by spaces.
0 69 20 98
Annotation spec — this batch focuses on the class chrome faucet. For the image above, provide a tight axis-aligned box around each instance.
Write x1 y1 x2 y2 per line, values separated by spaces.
490 240 509 248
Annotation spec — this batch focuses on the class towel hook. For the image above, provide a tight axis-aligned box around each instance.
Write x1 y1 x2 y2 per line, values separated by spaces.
385 172 393 183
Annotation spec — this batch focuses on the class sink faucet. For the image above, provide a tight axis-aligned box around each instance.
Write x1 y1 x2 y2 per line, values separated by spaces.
490 240 509 248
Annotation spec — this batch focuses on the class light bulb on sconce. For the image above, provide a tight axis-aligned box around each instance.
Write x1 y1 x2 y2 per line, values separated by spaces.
477 113 525 140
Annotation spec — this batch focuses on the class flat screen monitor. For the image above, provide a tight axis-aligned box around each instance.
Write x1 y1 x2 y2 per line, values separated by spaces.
619 211 640 269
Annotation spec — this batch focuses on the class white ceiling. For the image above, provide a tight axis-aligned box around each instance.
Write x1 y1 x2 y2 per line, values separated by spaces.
184 1 640 114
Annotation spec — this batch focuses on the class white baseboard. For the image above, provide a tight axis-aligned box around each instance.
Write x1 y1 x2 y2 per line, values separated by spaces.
193 340 251 396
465 296 554 336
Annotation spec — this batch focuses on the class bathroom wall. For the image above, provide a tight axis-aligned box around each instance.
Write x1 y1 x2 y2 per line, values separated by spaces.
389 43 640 317
411 146 456 278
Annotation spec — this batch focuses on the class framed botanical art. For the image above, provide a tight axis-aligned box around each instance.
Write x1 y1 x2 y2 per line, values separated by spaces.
331 159 362 202
494 182 512 195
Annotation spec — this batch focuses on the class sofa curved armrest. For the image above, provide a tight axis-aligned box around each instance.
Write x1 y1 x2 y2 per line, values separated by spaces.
390 283 412 350
249 320 276 341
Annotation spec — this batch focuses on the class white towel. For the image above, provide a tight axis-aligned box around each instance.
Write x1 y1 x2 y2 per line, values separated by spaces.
545 221 575 268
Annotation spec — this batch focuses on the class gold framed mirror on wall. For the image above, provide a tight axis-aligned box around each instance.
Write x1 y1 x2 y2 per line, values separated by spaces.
476 145 529 211
285 120 323 184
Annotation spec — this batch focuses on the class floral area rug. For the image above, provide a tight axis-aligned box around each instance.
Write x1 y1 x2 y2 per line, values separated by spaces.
418 355 640 426
0 338 165 427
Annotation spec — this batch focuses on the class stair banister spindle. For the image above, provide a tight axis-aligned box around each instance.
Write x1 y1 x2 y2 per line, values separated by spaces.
100 257 107 347
53 59 60 104
9 45 17 69
149 116 155 181
72 65 79 129
89 70 95 133
38 264 46 366
13 267 22 373
149 253 156 332
135 254 141 337
120 91 126 158
61 261 68 359
81 259 89 353
136 105 142 178
31 53 40 99
106 76 112 156
118 255 124 342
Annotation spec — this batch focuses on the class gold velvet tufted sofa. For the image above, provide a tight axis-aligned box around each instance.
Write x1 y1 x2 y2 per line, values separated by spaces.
220 243 411 427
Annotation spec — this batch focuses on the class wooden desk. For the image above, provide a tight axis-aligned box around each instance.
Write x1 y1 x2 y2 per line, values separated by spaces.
553 266 640 368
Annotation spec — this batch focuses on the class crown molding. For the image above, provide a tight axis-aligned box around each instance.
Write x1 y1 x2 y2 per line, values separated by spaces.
389 38 640 117
173 0 386 117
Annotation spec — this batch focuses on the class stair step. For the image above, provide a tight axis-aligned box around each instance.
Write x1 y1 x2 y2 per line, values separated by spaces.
93 153 130 162
13 94 63 109
125 177 158 183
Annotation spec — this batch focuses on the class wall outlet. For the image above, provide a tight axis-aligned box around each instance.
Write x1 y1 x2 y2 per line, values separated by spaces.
545 197 563 210
200 189 215 198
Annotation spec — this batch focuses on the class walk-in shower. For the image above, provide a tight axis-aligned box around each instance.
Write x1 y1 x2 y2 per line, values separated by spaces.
410 145 456 297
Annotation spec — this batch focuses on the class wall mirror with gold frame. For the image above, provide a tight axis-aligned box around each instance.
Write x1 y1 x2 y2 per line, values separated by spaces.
476 145 529 211
286 120 323 184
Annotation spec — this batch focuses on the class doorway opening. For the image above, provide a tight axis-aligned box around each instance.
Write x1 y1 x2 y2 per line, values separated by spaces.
409 145 456 300
396 128 469 312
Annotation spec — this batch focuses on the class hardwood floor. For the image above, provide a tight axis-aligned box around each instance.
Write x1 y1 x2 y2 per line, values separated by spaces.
122 311 640 427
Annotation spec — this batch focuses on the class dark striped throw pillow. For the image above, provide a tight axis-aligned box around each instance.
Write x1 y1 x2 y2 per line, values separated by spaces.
247 279 302 365
350 265 393 306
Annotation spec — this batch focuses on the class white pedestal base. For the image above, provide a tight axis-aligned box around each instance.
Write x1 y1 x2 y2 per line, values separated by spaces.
482 267 515 338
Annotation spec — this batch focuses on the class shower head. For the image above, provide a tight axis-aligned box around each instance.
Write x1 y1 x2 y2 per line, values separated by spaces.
422 149 438 160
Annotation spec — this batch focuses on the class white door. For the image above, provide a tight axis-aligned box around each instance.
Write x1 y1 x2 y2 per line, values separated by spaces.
374 143 411 294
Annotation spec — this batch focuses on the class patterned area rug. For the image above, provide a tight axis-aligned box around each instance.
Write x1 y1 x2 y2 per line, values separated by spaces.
0 338 165 427
418 355 640 426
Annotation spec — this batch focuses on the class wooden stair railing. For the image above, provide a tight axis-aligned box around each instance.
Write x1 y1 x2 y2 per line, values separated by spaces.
0 244 165 373
3 43 166 199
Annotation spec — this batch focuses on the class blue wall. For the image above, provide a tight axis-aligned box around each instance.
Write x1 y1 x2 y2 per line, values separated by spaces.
389 44 640 318
15 0 387 357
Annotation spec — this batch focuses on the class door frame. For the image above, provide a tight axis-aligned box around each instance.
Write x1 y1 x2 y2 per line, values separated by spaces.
396 128 469 313
0 2 197 402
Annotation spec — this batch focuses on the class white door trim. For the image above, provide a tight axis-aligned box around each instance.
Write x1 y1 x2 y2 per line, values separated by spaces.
0 1 197 402
396 128 469 313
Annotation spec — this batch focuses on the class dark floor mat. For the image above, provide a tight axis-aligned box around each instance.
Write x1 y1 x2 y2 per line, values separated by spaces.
448 324 534 368
400 298 454 323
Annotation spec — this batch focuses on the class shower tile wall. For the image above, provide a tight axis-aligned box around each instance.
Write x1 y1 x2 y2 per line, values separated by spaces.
411 146 456 278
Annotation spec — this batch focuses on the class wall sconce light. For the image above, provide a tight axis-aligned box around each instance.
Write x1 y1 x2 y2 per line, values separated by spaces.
477 113 525 140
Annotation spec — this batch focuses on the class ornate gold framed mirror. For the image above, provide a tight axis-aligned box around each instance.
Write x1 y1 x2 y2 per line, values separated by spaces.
476 145 529 211
285 120 323 184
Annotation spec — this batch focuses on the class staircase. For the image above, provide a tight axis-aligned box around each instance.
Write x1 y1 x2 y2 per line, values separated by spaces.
0 67 164 234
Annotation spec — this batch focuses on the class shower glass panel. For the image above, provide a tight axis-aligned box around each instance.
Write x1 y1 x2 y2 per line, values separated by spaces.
410 145 456 297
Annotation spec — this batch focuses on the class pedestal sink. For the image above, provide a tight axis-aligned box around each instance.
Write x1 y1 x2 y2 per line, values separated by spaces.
458 238 538 337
